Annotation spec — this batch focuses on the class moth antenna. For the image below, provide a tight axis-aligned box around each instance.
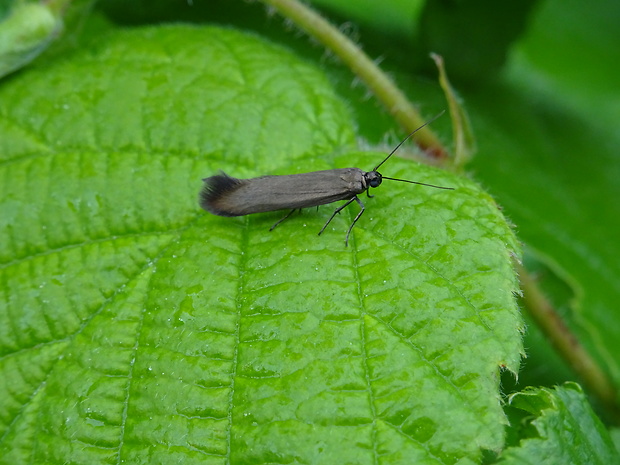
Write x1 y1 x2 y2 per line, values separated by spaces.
373 111 445 171
381 176 454 190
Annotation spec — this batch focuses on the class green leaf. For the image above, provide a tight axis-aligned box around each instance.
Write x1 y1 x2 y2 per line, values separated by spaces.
468 0 620 394
416 0 539 80
0 1 63 77
499 383 620 464
0 24 522 463
310 0 424 38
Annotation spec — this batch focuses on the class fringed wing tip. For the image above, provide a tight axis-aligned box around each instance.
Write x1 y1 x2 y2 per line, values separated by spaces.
199 172 244 216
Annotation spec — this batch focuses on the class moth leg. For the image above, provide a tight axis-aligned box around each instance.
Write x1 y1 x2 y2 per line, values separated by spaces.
318 196 358 237
270 209 298 231
366 188 374 198
344 196 365 246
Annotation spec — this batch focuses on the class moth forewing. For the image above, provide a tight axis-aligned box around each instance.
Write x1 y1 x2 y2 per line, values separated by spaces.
200 168 367 217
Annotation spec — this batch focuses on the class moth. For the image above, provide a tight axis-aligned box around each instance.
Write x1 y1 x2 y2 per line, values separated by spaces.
200 116 452 245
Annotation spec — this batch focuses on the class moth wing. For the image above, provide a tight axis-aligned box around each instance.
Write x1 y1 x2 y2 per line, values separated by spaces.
200 168 366 216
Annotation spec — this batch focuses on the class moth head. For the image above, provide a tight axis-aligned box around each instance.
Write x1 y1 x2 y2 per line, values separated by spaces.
365 171 383 188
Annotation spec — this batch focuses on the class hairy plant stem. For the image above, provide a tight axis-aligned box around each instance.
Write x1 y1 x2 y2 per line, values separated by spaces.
519 264 619 422
260 0 449 161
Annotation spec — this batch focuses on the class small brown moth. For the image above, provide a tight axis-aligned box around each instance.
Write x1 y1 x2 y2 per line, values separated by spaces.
200 115 452 245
